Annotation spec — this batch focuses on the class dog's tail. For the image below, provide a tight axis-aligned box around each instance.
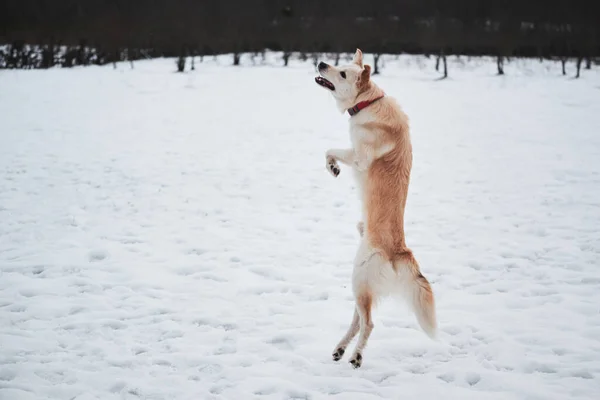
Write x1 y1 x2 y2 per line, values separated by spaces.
393 251 437 339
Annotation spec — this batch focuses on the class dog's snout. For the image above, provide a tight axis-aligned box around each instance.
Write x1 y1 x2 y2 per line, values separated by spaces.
318 62 329 71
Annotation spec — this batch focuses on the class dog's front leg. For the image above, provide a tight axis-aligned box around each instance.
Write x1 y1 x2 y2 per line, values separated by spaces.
351 143 374 172
325 148 354 177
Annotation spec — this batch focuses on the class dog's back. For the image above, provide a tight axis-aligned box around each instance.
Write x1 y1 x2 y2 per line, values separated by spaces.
359 99 412 260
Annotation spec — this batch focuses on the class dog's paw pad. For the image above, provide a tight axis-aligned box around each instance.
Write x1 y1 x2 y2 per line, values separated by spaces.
327 163 340 177
332 347 345 361
349 353 362 368
326 157 340 177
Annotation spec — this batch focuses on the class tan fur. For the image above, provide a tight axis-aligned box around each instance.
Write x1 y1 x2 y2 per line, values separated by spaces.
361 113 411 263
395 250 437 336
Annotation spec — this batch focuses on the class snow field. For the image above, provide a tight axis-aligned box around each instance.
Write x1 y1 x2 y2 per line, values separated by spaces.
1 53 600 399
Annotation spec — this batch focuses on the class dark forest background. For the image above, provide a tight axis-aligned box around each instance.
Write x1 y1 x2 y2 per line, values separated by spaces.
1 0 599 77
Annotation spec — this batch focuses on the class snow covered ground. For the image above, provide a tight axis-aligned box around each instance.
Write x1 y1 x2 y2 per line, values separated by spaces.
1 53 600 400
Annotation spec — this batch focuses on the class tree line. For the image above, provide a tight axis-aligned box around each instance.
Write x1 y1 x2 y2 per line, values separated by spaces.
1 0 598 77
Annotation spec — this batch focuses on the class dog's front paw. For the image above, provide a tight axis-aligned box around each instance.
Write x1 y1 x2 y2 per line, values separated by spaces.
326 156 340 177
348 352 363 369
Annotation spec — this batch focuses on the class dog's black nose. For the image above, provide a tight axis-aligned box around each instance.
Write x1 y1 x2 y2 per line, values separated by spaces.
318 62 328 71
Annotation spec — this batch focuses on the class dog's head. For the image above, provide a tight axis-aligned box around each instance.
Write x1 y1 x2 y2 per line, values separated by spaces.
315 48 373 111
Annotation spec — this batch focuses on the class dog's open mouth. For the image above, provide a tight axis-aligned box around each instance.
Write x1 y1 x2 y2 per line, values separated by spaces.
315 76 335 91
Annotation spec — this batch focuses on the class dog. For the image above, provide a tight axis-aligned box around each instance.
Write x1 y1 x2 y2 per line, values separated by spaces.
315 49 437 368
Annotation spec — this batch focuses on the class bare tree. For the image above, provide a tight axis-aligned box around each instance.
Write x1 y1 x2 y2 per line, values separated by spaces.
576 56 583 78
283 51 291 66
176 47 186 72
373 53 382 75
442 50 448 79
497 54 505 75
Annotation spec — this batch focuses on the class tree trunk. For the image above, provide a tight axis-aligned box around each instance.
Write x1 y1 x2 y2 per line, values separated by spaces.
312 53 319 68
113 49 119 69
497 55 504 75
373 54 381 75
128 47 134 69
233 52 241 66
191 55 195 70
334 53 340 66
176 55 186 72
585 56 592 69
41 44 55 69
283 51 291 66
576 56 583 78
442 53 448 78
561 57 566 75
435 54 440 71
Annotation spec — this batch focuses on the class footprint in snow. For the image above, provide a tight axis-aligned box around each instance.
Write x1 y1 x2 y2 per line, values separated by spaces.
567 369 594 379
465 372 481 386
186 248 206 256
268 335 296 351
194 318 237 331
437 372 455 383
88 250 108 262
254 386 278 395
31 265 45 275
19 289 38 298
69 306 86 315
286 390 312 400
8 304 27 313
0 368 17 381
103 320 127 330
110 381 127 393
132 347 147 355
201 273 228 282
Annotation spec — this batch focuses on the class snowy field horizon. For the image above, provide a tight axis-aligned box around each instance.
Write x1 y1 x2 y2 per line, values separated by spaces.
1 52 600 399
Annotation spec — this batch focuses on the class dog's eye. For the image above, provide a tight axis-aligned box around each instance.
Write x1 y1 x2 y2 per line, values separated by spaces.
340 71 346 79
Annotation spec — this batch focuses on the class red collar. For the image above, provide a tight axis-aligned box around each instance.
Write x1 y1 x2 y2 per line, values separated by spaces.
347 95 385 116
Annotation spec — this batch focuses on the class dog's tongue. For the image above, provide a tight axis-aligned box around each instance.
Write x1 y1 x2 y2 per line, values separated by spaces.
315 76 335 90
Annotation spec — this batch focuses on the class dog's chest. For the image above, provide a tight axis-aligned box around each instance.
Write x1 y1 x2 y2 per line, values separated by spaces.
348 123 369 151
348 124 370 200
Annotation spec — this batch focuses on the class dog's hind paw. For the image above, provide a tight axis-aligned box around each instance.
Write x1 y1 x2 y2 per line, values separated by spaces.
349 352 363 369
332 347 345 361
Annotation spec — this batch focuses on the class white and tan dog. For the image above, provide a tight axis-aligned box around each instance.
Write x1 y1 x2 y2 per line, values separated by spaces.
315 49 437 368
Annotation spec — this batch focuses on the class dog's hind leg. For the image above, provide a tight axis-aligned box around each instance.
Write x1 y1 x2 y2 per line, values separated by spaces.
332 308 359 361
346 240 393 368
348 287 375 368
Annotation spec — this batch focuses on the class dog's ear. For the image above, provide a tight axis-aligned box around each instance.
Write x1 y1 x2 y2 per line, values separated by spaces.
357 64 371 89
352 48 363 67
361 64 372 80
